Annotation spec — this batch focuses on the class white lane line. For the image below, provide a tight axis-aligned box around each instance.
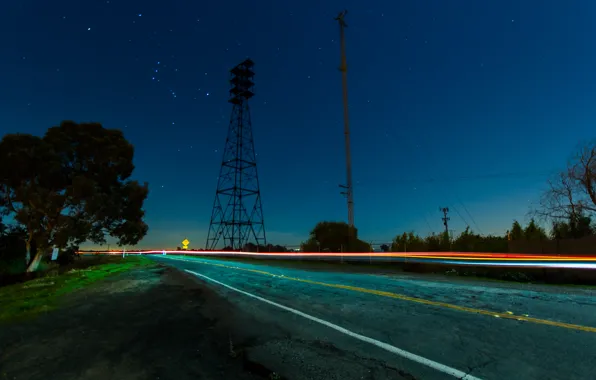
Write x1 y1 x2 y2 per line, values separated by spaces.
185 269 482 380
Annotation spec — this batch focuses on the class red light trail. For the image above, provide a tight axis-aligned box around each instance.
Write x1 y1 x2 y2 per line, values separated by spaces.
78 250 596 269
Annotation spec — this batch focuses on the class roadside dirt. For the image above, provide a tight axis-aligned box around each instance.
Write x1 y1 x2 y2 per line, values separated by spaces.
0 261 421 380
0 265 268 380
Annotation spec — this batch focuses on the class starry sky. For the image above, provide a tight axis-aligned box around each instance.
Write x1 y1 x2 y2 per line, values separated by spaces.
1 1 595 249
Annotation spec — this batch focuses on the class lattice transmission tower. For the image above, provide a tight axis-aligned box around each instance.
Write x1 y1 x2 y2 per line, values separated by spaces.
205 58 267 250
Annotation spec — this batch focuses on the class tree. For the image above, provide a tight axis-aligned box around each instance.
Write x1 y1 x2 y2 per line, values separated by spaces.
524 219 547 240
243 242 258 252
568 141 596 213
569 215 594 238
551 214 593 239
300 237 320 252
302 221 369 253
510 220 524 240
0 121 149 272
425 233 449 251
551 220 572 240
453 227 478 252
379 243 390 252
534 140 596 222
391 232 426 252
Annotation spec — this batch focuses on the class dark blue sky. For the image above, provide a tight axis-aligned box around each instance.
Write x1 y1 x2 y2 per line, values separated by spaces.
1 1 595 249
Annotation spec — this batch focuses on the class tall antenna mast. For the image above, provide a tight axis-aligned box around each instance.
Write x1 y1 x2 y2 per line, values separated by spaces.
335 9 355 232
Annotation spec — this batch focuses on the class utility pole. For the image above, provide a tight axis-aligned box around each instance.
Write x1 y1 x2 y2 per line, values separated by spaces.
335 10 355 234
440 207 450 235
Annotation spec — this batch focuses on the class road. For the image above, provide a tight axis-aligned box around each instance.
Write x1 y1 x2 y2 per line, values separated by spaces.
150 255 596 380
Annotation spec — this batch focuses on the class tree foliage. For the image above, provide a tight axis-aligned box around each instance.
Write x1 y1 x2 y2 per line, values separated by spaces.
241 242 287 252
551 214 593 239
0 121 149 270
300 221 370 252
391 232 426 252
523 218 547 240
509 220 524 240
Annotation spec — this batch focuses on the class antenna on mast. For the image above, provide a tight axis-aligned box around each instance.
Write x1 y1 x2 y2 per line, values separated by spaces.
334 9 355 235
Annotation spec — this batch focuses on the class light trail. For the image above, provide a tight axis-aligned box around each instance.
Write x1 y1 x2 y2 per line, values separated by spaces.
78 249 596 269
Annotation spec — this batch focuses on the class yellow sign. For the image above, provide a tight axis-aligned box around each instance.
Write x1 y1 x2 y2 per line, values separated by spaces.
182 239 190 249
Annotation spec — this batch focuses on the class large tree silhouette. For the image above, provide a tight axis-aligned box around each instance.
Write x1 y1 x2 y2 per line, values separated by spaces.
0 121 149 271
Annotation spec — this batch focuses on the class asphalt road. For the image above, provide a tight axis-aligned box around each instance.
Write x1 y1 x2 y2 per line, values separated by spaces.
150 255 596 380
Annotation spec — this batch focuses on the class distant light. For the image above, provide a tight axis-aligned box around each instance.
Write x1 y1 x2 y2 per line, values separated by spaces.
138 13 142 17
206 92 210 96
87 27 91 31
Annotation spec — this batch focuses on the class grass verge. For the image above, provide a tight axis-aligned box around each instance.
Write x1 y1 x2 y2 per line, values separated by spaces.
0 255 157 324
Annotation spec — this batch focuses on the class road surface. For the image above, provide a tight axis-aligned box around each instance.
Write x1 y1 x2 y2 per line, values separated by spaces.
150 255 596 380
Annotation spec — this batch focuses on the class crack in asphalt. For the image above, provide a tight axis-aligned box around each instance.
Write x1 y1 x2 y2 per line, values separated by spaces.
459 357 496 380
297 338 419 380
236 335 420 380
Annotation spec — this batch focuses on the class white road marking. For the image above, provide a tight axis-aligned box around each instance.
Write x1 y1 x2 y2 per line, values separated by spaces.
185 269 482 380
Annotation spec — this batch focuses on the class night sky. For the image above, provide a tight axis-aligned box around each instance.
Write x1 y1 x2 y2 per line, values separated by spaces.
2 1 595 249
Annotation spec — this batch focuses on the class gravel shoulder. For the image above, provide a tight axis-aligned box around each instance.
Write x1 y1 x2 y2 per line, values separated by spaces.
1 264 263 380
0 260 418 380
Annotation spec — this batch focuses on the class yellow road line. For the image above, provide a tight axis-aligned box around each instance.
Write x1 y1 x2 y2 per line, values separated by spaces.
167 256 596 333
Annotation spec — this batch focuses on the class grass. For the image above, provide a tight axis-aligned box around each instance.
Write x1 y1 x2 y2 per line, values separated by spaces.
0 255 157 324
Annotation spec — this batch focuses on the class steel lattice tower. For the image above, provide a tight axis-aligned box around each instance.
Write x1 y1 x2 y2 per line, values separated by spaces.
206 58 267 250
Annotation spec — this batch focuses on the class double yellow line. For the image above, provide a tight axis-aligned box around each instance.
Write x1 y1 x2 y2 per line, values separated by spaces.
168 256 596 333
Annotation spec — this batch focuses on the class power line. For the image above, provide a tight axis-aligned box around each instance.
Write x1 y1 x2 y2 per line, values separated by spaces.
451 204 469 229
457 196 484 235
